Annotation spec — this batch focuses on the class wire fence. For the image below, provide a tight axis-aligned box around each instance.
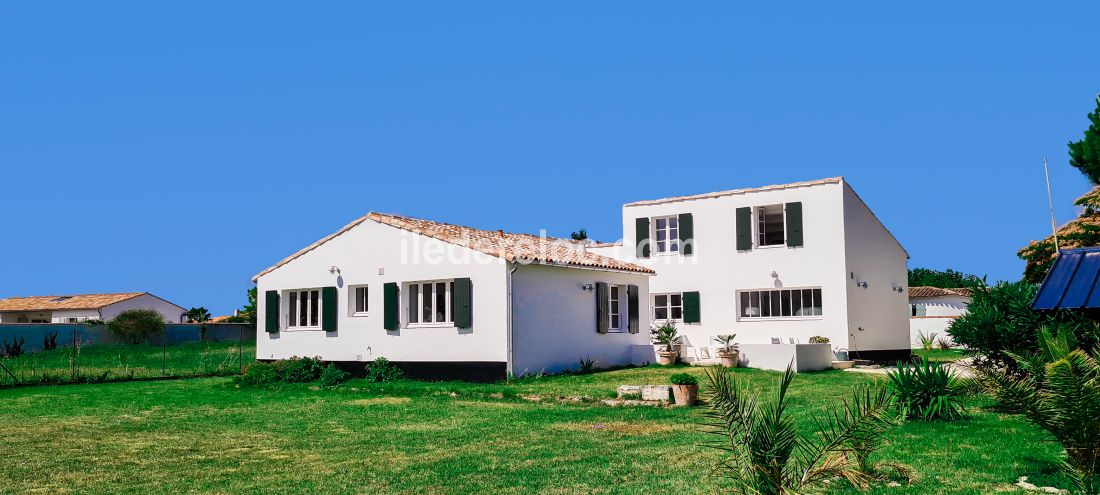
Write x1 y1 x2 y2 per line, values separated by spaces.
0 323 255 388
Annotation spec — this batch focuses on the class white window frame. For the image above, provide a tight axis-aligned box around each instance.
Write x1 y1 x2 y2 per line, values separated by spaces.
608 285 626 333
652 215 680 255
286 288 322 330
755 204 786 248
350 285 369 317
652 292 684 322
910 303 927 317
406 280 455 328
737 287 822 321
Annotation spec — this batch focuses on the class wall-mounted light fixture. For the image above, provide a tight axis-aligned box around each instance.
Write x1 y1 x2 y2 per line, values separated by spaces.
857 281 869 289
581 283 594 291
893 285 905 293
329 266 341 275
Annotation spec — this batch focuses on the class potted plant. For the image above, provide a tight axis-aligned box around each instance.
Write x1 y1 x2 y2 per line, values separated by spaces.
808 336 829 344
669 372 699 406
713 334 739 368
652 321 679 365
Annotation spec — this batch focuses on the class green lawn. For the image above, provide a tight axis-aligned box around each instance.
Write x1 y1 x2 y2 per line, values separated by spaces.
912 348 969 363
0 341 255 387
0 365 1067 494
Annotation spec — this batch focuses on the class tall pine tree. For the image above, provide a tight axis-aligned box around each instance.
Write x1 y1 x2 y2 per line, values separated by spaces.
1069 95 1100 185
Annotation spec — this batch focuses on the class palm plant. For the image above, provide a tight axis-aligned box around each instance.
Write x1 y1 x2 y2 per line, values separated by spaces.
652 321 679 353
887 358 966 421
186 307 211 324
714 334 737 353
702 364 898 494
981 325 1100 494
917 331 937 352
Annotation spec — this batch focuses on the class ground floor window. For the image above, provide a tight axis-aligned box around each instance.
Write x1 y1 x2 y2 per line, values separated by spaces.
350 285 369 316
653 293 683 321
407 280 454 326
287 289 321 328
608 285 624 332
738 288 822 319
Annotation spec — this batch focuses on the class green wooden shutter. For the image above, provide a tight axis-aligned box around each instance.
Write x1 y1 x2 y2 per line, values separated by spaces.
678 213 694 255
595 282 609 334
453 277 472 329
627 284 639 334
785 202 804 247
683 291 701 324
264 290 279 333
735 207 752 251
383 283 399 331
321 286 338 332
635 217 650 258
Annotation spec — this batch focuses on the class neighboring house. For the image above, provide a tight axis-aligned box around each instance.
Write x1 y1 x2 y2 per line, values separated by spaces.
253 212 653 380
588 177 911 361
908 287 971 347
0 292 187 324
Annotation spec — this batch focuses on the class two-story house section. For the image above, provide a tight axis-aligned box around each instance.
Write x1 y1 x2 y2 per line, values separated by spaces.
588 177 911 362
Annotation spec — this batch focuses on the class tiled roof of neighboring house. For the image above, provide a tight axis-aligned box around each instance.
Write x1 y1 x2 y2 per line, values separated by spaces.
624 177 843 207
587 241 622 248
253 212 655 281
908 287 973 299
0 292 145 312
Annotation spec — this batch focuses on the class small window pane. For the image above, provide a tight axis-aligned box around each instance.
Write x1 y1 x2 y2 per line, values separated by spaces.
422 283 433 322
656 218 667 229
655 295 667 307
792 290 803 316
813 289 823 316
299 291 308 326
436 282 447 323
739 292 750 317
749 292 760 317
289 292 298 326
310 290 319 326
408 285 419 323
655 307 668 320
671 306 683 320
668 217 677 228
449 282 455 322
781 290 792 317
671 294 682 307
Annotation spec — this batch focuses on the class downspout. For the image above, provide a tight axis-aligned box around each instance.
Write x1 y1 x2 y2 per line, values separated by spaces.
507 262 519 377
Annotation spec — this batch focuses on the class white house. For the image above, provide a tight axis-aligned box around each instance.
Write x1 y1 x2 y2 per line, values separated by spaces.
588 177 911 362
253 212 653 380
0 292 187 324
908 287 971 347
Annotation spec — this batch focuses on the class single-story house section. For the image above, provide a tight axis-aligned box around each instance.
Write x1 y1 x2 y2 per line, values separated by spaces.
252 212 654 381
0 292 187 324
908 287 971 347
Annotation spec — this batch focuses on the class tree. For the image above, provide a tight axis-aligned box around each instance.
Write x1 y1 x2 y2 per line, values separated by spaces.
907 268 984 288
106 309 166 345
186 307 211 324
570 229 588 241
1069 95 1100 185
225 288 258 325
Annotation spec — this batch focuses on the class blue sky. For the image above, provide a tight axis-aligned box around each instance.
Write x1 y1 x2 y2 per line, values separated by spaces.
2 2 1098 314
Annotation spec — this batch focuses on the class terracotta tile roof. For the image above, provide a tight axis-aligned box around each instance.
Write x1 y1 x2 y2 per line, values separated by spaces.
624 177 843 207
0 293 145 312
253 213 655 281
908 287 973 299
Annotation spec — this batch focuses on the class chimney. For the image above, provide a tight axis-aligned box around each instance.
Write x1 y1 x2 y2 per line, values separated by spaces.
498 229 504 237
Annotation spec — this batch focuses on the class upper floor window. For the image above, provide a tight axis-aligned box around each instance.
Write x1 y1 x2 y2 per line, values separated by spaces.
654 216 679 254
288 289 321 328
653 293 683 321
407 280 454 326
350 285 368 316
738 288 821 319
756 205 785 247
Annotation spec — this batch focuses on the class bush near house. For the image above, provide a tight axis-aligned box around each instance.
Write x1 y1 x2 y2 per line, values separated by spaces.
106 309 167 345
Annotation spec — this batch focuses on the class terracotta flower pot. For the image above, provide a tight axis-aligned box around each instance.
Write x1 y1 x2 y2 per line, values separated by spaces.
672 384 698 406
656 350 677 366
717 350 739 368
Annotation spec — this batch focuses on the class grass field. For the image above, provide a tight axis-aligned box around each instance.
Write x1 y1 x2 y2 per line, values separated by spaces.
912 348 969 363
0 364 1068 494
0 341 255 387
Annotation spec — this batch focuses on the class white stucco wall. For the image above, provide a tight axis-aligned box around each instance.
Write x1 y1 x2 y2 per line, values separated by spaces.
909 295 968 347
255 219 510 364
841 184 911 354
100 294 187 323
510 263 651 375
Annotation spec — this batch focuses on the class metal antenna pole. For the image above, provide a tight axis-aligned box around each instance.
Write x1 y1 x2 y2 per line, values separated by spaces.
1045 157 1060 252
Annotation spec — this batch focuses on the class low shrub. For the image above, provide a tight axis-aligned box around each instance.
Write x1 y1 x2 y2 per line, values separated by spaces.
669 373 698 386
888 359 965 421
577 357 598 374
319 364 351 387
235 362 280 386
2 337 25 357
365 357 404 382
277 356 325 383
917 331 937 352
106 309 166 345
43 332 58 351
936 337 952 350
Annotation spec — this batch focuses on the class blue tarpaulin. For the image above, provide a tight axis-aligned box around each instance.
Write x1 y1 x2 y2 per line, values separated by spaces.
1033 247 1100 310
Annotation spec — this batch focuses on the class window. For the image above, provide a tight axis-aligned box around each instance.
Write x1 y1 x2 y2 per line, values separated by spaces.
910 304 927 317
756 204 785 246
738 288 822 319
653 293 683 321
407 280 454 326
608 285 624 332
654 216 679 254
351 286 368 316
287 289 321 328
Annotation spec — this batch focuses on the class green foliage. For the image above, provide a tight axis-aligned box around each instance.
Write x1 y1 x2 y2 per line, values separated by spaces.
319 364 351 387
236 361 280 386
241 287 258 325
946 280 1090 372
577 357 598 374
1069 95 1100 185
887 359 966 421
917 331 937 352
669 372 698 386
42 332 58 351
106 309 166 345
570 229 588 241
908 267 984 289
652 321 679 352
981 325 1100 494
186 307 211 323
714 334 738 352
365 357 404 383
277 357 326 383
702 364 898 494
2 337 25 358
808 335 829 344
